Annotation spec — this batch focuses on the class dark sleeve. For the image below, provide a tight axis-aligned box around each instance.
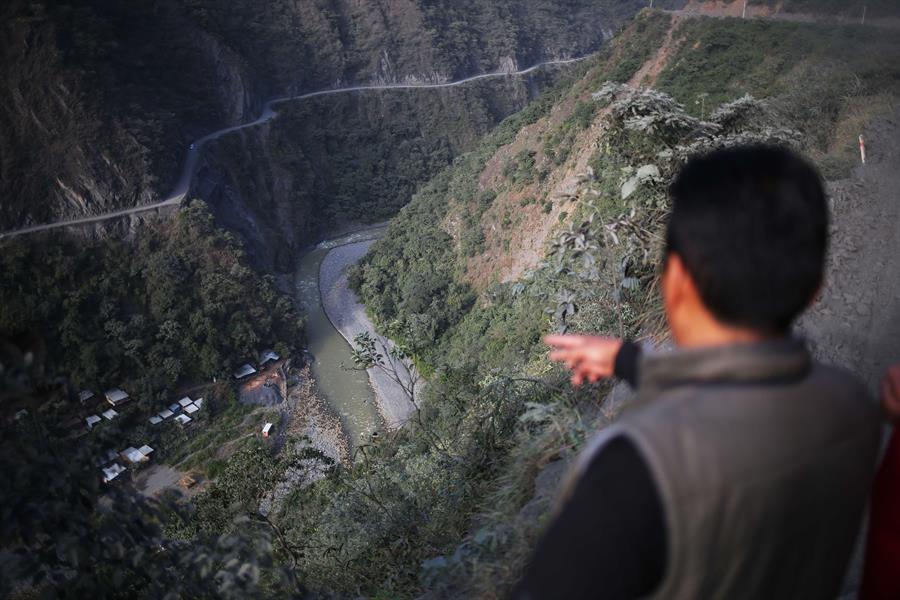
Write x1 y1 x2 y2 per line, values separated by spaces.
614 339 642 388
510 437 666 600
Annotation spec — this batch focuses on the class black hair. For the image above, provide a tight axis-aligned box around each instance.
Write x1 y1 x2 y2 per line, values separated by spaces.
666 144 828 334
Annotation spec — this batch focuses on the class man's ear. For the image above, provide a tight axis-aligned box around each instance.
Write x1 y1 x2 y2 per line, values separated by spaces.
808 279 824 309
662 252 687 306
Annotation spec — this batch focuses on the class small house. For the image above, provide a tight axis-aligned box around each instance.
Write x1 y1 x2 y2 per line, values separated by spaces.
259 350 280 367
233 364 257 380
85 415 102 430
121 447 147 464
104 389 130 407
178 397 193 408
174 414 192 426
138 445 154 458
102 463 126 483
159 409 174 419
102 408 118 421
184 403 199 415
262 422 273 438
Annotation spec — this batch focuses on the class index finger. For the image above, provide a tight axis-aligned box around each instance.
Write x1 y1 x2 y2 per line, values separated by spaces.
544 334 591 348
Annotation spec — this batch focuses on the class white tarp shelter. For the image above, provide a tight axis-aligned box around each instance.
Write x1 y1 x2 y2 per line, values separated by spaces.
121 447 146 463
233 364 257 379
105 388 130 406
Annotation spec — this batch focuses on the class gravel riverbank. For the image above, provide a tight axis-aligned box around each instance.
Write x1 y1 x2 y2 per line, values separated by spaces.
319 240 417 428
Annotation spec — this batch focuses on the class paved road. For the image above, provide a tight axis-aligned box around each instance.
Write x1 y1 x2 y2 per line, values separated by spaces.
0 56 589 240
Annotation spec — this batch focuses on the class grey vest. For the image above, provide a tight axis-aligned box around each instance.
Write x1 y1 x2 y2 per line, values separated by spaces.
570 340 880 599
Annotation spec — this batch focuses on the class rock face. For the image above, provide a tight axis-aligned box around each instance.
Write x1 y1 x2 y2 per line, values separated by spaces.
0 0 675 246
0 0 262 230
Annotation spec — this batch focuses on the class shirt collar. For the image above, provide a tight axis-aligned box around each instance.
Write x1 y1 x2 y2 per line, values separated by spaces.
637 338 812 393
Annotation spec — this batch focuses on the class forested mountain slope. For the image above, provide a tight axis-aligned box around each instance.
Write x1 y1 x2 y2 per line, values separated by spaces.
339 6 900 596
0 0 684 239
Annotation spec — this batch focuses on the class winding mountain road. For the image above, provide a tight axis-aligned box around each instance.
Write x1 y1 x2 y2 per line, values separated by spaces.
0 56 589 240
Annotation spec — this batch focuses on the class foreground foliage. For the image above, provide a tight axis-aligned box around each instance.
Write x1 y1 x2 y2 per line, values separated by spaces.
0 201 302 404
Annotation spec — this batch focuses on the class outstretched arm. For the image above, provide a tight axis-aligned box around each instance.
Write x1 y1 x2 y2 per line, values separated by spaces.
545 335 641 387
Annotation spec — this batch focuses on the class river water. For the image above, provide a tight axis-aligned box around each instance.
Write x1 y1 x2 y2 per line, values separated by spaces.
294 227 386 446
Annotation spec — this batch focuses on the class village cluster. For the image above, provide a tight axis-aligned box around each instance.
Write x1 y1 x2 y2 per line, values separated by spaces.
83 388 204 483
83 349 282 485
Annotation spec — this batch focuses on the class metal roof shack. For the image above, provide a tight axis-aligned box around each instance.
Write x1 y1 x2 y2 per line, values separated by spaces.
121 447 147 464
78 390 95 404
262 422 273 438
102 463 126 483
184 403 199 415
102 408 118 421
233 364 257 380
193 398 204 409
85 415 102 430
159 409 175 419
149 415 163 425
178 397 193 408
168 403 181 413
138 445 154 457
174 414 192 426
259 350 280 366
105 389 130 407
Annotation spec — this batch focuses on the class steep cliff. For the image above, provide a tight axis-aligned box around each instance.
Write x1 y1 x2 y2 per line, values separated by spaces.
0 0 687 246
0 0 261 228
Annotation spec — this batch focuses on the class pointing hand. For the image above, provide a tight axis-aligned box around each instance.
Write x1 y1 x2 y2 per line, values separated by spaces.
544 334 623 387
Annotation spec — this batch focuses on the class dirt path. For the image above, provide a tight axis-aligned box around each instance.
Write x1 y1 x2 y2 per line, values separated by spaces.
798 109 900 391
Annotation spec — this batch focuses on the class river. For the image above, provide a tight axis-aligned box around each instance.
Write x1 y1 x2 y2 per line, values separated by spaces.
294 227 386 446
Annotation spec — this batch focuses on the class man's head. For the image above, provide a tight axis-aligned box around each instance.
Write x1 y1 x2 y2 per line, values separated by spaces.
662 145 828 346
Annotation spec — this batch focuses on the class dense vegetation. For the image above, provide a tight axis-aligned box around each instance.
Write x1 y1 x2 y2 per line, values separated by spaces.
0 201 302 403
655 16 900 176
199 72 569 271
309 10 900 597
